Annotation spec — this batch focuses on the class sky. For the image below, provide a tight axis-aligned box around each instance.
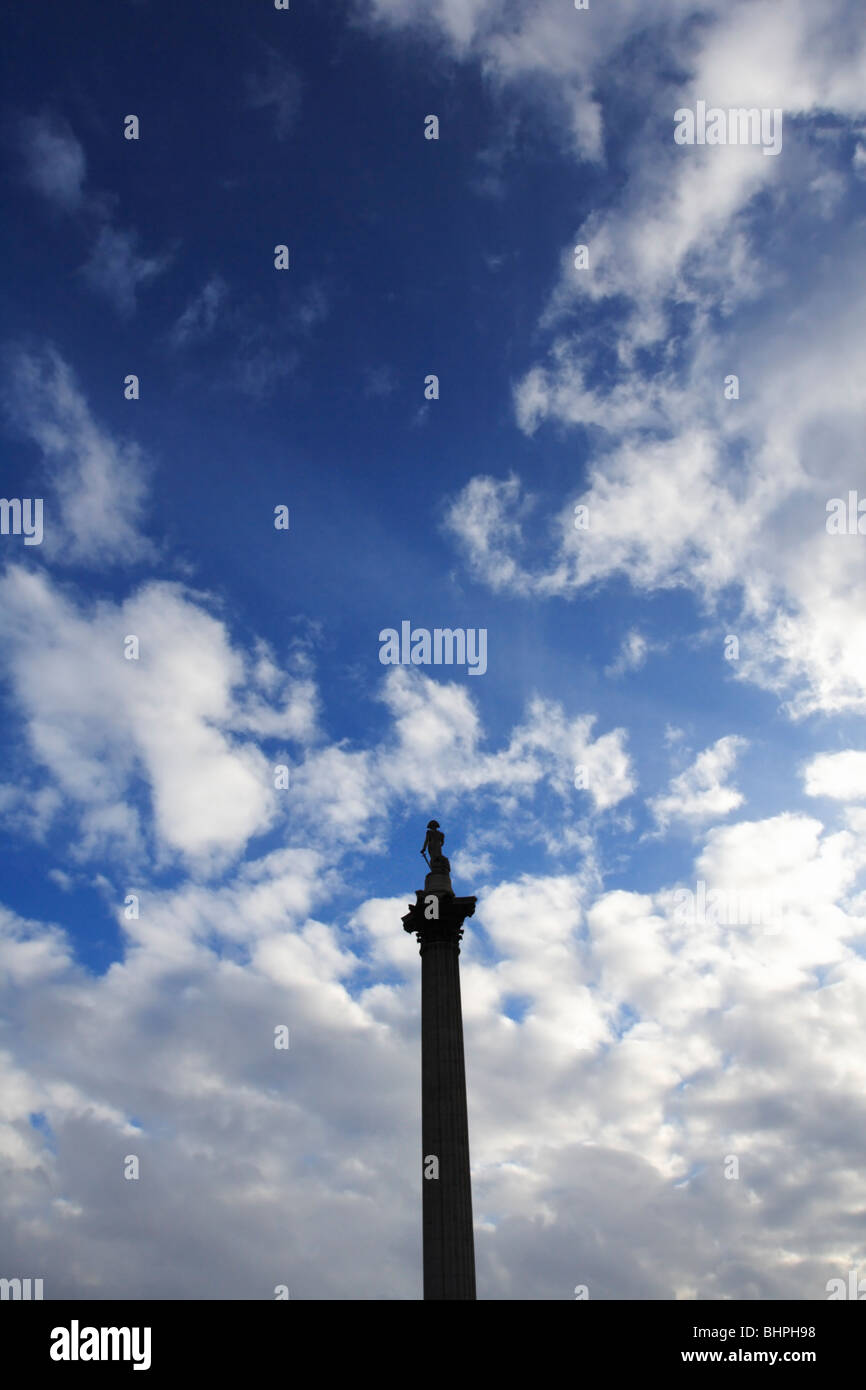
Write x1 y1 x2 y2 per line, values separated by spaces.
1 0 866 1300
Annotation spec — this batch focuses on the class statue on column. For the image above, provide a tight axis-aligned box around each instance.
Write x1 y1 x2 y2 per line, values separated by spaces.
404 817 475 939
421 819 450 873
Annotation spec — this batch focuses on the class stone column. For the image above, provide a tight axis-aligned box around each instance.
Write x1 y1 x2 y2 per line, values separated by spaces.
403 871 477 1300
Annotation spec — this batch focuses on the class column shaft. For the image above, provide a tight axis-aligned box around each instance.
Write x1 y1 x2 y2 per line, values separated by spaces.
421 937 476 1300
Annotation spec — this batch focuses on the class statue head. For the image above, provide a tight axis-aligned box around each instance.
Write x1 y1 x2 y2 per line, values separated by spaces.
427 819 440 829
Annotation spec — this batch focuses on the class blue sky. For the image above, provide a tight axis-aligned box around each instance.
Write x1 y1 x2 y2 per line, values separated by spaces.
2 0 866 1300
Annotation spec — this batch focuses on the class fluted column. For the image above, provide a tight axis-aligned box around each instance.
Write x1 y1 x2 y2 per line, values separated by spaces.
404 888 477 1300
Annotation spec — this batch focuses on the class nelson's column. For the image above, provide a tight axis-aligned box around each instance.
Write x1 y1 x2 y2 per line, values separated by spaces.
402 820 477 1300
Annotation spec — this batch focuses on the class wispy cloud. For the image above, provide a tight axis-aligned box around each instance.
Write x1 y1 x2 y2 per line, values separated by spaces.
19 112 86 210
170 274 228 347
81 226 172 317
293 281 330 333
605 628 665 679
363 364 398 398
233 343 300 398
4 345 154 566
170 277 329 396
244 48 303 140
18 112 170 315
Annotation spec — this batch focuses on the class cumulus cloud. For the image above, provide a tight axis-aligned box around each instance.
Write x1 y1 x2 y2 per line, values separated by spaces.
444 473 538 596
649 736 748 831
286 669 635 856
377 671 635 814
417 1 866 723
804 750 866 802
0 569 291 869
0 476 860 1298
6 0 866 1306
0 535 633 875
4 797 866 1297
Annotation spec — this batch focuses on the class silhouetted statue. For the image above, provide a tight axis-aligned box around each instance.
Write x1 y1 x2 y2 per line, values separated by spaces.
421 819 448 870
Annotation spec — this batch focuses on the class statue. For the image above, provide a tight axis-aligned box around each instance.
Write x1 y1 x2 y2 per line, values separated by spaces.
404 818 476 943
421 819 448 870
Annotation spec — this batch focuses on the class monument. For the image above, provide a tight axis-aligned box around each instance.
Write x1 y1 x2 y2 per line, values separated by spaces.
402 820 477 1300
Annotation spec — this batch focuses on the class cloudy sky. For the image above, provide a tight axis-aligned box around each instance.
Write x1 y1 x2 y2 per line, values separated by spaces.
2 0 866 1301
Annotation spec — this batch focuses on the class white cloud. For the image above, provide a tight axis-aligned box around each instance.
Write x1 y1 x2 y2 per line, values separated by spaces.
412 1 866 724
376 671 636 814
448 255 866 716
0 547 632 873
364 0 497 57
446 245 866 715
234 674 319 742
6 0 866 1303
444 473 538 596
285 670 634 859
4 346 154 567
804 751 866 802
649 736 748 831
0 569 290 869
0 783 62 841
3 643 866 1296
604 628 662 678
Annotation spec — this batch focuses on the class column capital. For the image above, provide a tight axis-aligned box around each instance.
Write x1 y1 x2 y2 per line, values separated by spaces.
402 890 476 953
